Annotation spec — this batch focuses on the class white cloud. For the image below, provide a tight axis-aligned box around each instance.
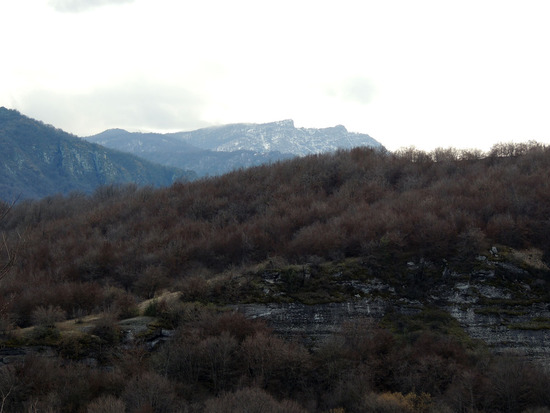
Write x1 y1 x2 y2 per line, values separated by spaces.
325 77 376 105
48 0 134 13
19 79 209 135
2 0 550 150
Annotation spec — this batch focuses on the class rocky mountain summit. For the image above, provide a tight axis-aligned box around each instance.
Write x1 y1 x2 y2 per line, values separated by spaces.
174 119 382 155
85 120 383 176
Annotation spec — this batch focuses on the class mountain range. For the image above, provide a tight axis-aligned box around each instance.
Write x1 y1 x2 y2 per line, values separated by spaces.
85 119 384 176
0 107 383 201
0 107 195 202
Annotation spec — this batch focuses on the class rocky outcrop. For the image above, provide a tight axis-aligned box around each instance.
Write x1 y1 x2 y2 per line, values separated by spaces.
235 249 550 367
237 298 550 367
0 346 56 365
236 299 415 345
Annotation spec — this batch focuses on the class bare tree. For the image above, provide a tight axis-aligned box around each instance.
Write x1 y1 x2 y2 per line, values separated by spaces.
0 233 15 281
0 200 20 324
0 201 17 282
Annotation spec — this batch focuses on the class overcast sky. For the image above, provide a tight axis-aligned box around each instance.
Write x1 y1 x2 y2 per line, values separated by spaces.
1 0 549 151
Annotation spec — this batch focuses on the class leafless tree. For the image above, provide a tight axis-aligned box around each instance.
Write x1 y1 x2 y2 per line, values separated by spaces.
0 200 20 324
0 234 15 282
0 201 17 282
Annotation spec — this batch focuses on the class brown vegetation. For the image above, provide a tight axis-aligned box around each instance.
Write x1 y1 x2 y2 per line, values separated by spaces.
2 305 547 412
0 142 550 411
2 143 550 312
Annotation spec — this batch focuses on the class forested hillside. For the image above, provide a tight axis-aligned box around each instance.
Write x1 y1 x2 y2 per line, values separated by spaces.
0 143 549 412
0 107 196 201
4 142 548 278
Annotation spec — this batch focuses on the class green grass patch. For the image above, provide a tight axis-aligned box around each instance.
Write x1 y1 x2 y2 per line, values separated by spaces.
508 322 550 330
478 297 542 306
381 308 477 348
474 307 528 316
508 317 550 330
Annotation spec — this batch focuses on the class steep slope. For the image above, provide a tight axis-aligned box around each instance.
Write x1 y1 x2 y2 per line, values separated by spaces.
0 108 196 201
86 119 383 176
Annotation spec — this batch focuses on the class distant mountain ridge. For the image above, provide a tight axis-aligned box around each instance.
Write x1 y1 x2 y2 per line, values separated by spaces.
86 120 384 176
0 107 195 202
172 119 383 155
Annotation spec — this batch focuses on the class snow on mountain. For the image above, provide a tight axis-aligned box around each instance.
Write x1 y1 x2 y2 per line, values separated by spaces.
174 119 384 156
85 120 384 177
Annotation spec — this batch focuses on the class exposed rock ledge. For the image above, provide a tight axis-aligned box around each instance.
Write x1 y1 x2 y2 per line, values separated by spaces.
234 252 550 367
236 299 550 367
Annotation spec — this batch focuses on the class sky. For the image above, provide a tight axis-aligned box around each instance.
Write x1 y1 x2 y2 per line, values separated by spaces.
1 0 550 151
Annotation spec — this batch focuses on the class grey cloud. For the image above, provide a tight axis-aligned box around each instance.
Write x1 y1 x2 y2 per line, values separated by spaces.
48 0 135 13
20 80 210 135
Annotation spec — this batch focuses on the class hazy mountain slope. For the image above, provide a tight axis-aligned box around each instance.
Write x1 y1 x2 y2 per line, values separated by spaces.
88 128 295 176
0 107 196 201
86 119 383 176
90 128 204 155
174 119 383 154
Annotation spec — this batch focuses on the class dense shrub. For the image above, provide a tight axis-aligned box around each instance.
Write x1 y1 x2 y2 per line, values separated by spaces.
86 395 126 413
122 371 178 413
90 316 122 346
2 144 550 318
361 391 432 413
0 307 547 412
31 305 66 327
204 387 307 413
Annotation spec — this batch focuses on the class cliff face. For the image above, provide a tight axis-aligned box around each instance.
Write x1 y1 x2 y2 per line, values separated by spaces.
235 247 550 367
237 301 550 367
